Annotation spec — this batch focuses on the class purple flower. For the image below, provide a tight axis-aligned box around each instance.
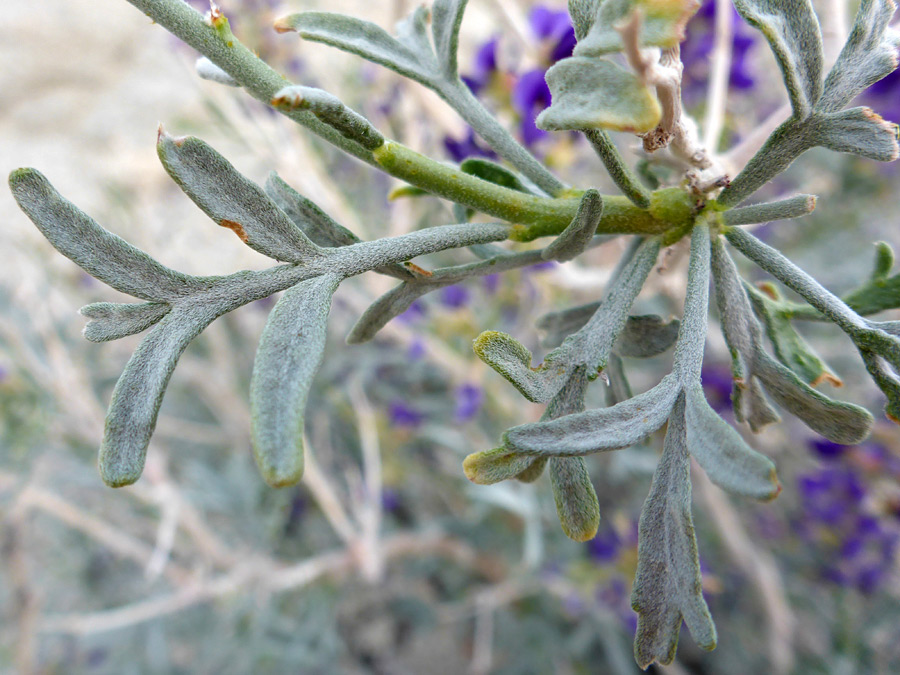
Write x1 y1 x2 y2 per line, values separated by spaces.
513 69 553 146
528 6 576 63
388 400 425 428
454 383 484 421
463 38 500 95
440 284 471 308
701 365 734 413
443 129 497 162
407 338 426 360
397 299 427 324
586 526 621 563
482 273 501 294
864 67 900 122
381 488 403 512
808 437 847 461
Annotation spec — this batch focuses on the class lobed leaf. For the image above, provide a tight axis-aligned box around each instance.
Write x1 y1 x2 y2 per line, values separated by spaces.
250 273 342 487
275 10 437 86
502 374 680 456
463 447 537 485
271 86 385 151
9 168 201 302
722 194 817 226
820 0 900 113
568 0 602 41
99 303 218 487
550 457 601 541
473 331 571 403
732 0 823 119
542 189 604 262
157 132 322 263
432 0 469 79
575 0 701 56
683 385 781 501
536 56 661 134
817 107 900 162
80 302 172 343
632 394 716 669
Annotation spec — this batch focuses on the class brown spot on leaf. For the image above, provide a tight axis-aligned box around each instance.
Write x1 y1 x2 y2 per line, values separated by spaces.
404 262 433 277
219 219 249 242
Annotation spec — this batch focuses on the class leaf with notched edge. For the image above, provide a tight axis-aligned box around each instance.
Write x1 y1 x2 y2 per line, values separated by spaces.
632 393 716 669
536 57 661 134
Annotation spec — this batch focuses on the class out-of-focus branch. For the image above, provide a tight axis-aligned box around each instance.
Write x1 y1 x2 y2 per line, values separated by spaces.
37 531 486 636
693 465 795 675
703 0 735 152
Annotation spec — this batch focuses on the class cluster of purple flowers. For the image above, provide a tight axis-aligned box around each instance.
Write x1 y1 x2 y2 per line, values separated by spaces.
794 438 900 594
445 5 576 160
680 1 758 105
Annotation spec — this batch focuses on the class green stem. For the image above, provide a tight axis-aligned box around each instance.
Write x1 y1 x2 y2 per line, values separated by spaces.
374 142 696 239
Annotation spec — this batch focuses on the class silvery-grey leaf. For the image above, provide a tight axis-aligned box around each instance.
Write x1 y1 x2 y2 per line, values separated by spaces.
265 173 413 280
80 302 172 342
550 456 601 541
552 237 661 378
99 302 219 487
722 194 817 226
820 0 900 113
473 331 571 403
9 169 202 302
583 129 651 208
250 273 341 487
741 376 782 431
346 281 431 344
818 107 900 162
683 385 781 501
538 301 602 347
195 56 238 86
754 350 873 443
746 282 838 385
712 234 871 442
542 189 603 262
432 0 469 79
536 57 661 134
271 86 385 151
275 12 437 85
574 0 701 56
394 4 433 57
568 0 602 41
616 315 681 358
632 393 716 670
157 132 322 263
732 0 823 119
462 447 538 485
514 457 550 483
673 224 711 383
502 374 680 456
860 349 900 422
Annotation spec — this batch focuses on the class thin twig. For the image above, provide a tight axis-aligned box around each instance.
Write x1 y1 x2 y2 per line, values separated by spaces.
693 466 795 674
302 437 360 547
703 0 735 153
348 378 384 582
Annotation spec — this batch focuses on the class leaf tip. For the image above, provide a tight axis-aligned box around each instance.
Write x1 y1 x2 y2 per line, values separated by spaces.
273 15 297 34
219 218 249 242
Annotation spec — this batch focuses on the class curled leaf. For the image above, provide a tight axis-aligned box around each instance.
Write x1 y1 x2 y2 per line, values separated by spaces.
549 457 601 541
542 189 603 262
473 331 570 403
463 447 537 485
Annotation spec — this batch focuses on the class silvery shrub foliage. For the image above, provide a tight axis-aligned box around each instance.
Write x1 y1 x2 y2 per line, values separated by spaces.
9 0 900 667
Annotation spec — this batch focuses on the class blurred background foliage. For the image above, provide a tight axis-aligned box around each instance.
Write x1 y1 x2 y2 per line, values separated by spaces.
2 1 900 673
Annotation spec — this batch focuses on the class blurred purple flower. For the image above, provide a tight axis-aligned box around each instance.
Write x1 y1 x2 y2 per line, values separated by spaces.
440 284 471 308
864 67 900 122
596 577 638 633
381 487 403 512
701 365 734 413
586 526 621 563
482 273 501 294
397 299 427 324
407 338 426 360
528 6 576 63
443 129 497 162
808 437 847 462
463 38 500 95
513 68 553 146
454 383 484 421
794 464 899 594
388 400 425 428
681 0 758 104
